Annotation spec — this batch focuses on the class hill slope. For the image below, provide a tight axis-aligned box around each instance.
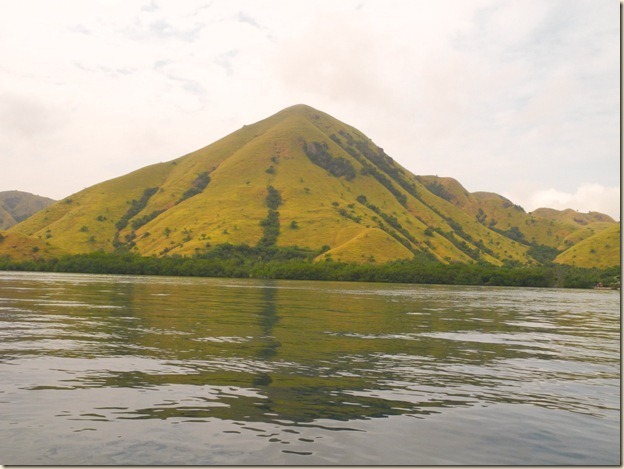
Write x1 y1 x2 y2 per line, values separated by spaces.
7 104 619 268
0 191 55 229
0 230 67 262
414 176 616 250
554 224 620 268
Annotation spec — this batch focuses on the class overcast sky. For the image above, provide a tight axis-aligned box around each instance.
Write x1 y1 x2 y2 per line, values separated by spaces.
0 0 620 218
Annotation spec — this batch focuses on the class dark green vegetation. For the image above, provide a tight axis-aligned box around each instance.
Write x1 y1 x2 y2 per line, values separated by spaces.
0 246 617 289
115 187 159 231
303 141 356 180
179 171 211 202
258 186 282 247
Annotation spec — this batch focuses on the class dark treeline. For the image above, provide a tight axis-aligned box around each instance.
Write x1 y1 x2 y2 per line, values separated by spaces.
0 244 619 289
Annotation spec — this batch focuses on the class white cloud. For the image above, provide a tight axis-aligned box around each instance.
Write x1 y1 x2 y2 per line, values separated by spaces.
0 93 67 139
0 0 618 221
506 183 620 220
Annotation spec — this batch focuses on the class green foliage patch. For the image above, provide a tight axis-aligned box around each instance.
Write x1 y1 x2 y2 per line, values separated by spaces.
303 141 356 180
115 187 158 231
258 186 283 247
527 244 561 265
178 172 211 203
423 181 454 202
0 246 612 289
265 185 282 210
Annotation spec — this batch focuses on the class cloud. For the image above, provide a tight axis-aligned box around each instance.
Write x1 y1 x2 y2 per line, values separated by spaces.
0 93 65 139
141 0 158 13
272 13 385 105
215 49 240 76
236 11 262 29
0 0 618 221
509 183 620 220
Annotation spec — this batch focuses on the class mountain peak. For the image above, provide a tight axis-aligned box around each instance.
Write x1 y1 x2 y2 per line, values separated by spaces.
281 103 319 113
6 106 619 268
268 103 328 123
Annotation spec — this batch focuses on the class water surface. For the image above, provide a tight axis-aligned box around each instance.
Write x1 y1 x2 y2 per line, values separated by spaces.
0 271 619 464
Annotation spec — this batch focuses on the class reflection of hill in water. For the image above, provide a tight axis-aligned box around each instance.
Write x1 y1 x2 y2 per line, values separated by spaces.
14 275 613 427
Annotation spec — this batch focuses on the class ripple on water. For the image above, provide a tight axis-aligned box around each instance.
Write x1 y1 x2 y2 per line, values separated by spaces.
0 273 619 465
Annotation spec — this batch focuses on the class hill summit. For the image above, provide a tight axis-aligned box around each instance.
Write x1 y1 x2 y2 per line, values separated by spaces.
0 190 55 229
4 104 619 268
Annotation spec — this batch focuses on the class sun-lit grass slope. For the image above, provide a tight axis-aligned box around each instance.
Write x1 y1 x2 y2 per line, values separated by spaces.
555 224 620 268
10 161 174 254
5 104 618 268
0 230 67 261
0 190 55 229
415 176 618 254
131 105 433 263
314 228 414 263
532 207 614 224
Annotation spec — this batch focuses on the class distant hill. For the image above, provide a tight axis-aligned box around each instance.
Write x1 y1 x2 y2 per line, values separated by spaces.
0 191 55 229
414 176 617 252
5 104 620 268
554 224 620 269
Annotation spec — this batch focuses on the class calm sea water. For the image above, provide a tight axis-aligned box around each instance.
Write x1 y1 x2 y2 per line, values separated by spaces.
0 271 619 465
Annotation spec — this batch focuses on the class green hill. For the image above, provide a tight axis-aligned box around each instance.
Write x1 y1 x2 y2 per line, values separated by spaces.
413 176 617 254
0 190 55 229
6 104 619 269
555 224 620 268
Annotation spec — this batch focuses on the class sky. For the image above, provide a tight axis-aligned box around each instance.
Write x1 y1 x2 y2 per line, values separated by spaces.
0 0 620 219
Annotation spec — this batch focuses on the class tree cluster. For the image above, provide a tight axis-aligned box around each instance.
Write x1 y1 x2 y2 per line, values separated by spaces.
303 141 356 180
0 243 614 290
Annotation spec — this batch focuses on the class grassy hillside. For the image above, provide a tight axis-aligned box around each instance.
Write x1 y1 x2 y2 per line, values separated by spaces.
0 230 67 262
0 206 16 230
415 176 618 261
415 176 616 248
0 190 55 229
6 104 619 269
555 224 620 268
